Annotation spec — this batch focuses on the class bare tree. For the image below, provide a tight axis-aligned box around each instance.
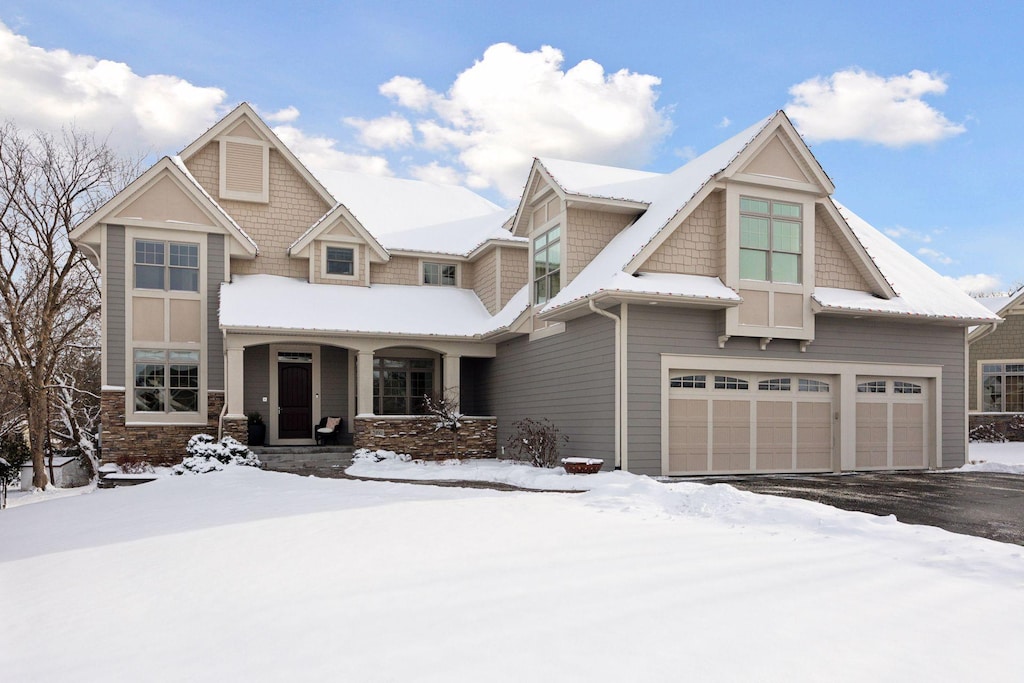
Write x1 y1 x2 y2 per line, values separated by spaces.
0 123 137 488
422 390 463 457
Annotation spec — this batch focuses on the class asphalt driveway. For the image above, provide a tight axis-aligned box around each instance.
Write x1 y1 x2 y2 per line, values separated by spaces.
691 471 1024 546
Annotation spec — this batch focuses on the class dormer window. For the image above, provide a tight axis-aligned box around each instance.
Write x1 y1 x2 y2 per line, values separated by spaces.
739 197 802 284
325 246 354 276
423 262 457 286
533 226 561 305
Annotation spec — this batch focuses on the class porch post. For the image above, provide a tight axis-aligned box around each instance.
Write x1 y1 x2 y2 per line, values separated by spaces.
357 350 374 415
443 353 461 413
225 345 245 418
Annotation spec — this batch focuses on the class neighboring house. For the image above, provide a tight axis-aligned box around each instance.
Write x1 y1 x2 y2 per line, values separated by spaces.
968 289 1024 431
71 104 998 475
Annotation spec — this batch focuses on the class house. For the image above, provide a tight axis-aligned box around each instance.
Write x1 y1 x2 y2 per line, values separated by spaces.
967 289 1024 434
71 104 998 475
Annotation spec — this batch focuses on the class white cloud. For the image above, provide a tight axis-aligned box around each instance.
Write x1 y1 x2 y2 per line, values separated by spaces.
917 247 953 265
0 20 227 153
885 225 932 243
945 273 1003 295
272 125 392 177
786 68 966 147
262 106 301 124
410 161 461 185
379 43 672 198
717 117 731 128
343 114 414 149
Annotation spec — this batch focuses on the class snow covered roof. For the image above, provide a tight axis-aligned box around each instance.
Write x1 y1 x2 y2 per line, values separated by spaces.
314 169 502 235
538 157 663 202
378 211 525 256
812 203 1000 323
220 275 529 338
540 117 772 314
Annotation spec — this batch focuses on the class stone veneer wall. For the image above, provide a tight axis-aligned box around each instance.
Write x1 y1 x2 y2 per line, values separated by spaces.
100 391 226 465
353 416 497 458
640 192 722 277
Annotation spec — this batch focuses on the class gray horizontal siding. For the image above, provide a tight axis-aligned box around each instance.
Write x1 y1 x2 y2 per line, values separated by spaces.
105 225 126 388
243 345 270 424
627 306 967 475
207 233 224 391
321 345 349 434
482 313 616 462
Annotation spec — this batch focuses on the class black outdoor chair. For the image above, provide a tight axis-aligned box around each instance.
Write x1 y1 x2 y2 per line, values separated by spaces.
315 416 344 445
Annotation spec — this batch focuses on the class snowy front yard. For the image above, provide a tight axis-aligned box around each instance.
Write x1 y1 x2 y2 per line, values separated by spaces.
2 462 1023 681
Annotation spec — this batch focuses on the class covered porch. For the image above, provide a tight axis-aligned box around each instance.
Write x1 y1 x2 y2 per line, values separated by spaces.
220 332 497 458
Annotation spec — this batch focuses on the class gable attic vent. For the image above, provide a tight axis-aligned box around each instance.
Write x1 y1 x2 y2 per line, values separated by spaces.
219 138 269 203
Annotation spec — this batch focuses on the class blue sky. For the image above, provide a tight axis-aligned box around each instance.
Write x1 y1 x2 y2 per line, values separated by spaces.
2 0 1021 293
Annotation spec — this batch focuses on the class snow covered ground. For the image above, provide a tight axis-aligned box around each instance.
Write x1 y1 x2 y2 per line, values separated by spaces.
2 462 1023 681
961 441 1024 473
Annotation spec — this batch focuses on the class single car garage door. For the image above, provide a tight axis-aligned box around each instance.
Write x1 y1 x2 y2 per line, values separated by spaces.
855 377 929 470
667 372 834 475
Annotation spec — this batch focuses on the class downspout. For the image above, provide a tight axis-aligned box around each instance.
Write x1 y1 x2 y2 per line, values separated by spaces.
589 300 623 470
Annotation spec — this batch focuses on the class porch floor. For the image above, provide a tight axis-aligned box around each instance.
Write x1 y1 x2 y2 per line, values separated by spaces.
252 445 354 476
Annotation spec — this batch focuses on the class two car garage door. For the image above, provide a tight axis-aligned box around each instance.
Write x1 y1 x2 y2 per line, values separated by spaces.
667 372 929 475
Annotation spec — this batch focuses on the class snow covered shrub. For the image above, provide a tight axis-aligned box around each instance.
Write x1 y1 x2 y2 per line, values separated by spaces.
506 418 567 468
174 434 261 474
969 422 1005 443
351 448 411 464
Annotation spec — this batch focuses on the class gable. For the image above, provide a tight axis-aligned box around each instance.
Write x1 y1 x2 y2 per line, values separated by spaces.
739 134 813 183
225 119 263 140
114 174 216 226
511 164 563 238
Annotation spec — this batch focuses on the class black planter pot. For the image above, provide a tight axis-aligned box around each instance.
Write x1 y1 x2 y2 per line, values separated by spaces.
247 423 266 447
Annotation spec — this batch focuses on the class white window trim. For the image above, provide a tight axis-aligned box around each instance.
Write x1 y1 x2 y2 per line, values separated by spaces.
419 259 461 287
976 358 1024 413
218 137 270 203
531 221 562 307
319 238 361 282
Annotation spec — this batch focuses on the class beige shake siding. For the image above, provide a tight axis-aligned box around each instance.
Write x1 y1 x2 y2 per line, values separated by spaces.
968 313 1024 410
814 207 874 291
184 143 330 278
472 248 498 314
499 247 528 308
639 192 724 277
370 256 420 286
564 209 635 283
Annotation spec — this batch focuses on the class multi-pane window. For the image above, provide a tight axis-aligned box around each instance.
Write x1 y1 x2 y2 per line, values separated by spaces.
133 349 199 413
739 197 802 283
670 375 706 388
799 378 830 393
325 246 354 276
894 381 923 395
134 240 199 291
423 262 457 286
758 377 791 391
857 380 887 394
982 363 1024 412
715 375 749 390
373 357 434 415
533 226 561 305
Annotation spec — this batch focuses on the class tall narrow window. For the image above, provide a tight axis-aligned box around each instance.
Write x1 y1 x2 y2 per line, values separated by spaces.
739 197 802 283
423 262 457 286
325 246 354 276
533 226 561 305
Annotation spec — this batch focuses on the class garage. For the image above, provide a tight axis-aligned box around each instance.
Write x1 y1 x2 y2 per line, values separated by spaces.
855 377 929 470
666 372 834 475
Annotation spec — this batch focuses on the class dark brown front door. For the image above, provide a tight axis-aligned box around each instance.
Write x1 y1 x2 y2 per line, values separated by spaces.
278 362 312 439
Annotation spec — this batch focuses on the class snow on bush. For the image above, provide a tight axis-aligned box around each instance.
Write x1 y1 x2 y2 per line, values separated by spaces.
351 448 412 465
173 435 261 475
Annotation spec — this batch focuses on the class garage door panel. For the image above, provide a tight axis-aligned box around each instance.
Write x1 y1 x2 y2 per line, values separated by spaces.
893 403 926 468
796 402 832 470
856 403 888 468
668 399 709 473
756 400 792 471
712 400 751 471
